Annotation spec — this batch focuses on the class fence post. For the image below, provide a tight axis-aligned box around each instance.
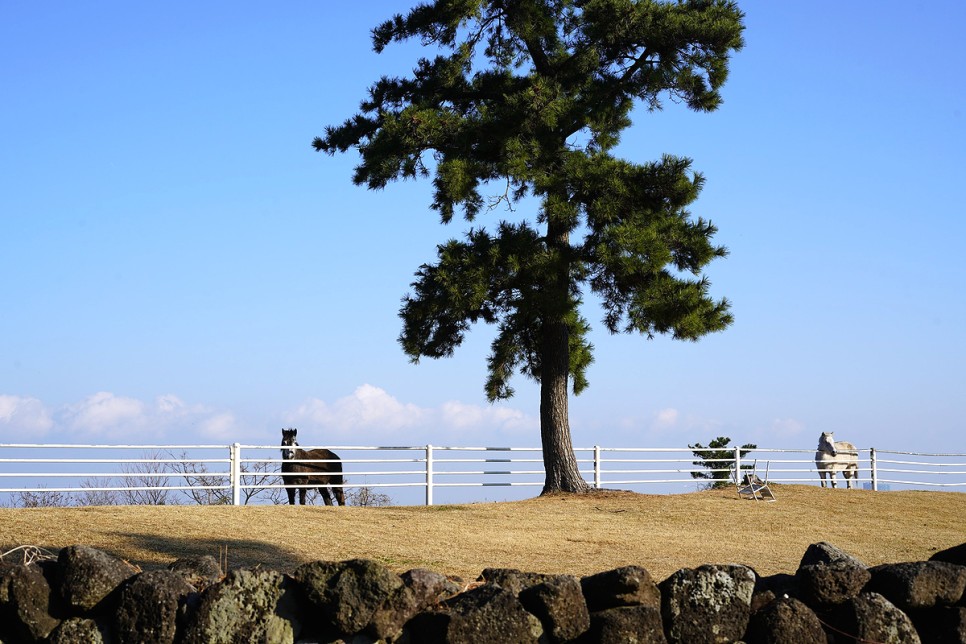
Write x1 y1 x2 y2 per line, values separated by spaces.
734 447 741 484
594 445 601 489
426 444 434 506
230 443 241 506
870 447 878 491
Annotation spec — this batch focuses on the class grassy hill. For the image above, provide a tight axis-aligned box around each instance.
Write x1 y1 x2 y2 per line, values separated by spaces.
1 485 963 581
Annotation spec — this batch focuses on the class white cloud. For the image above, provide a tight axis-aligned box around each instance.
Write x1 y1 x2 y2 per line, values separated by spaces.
653 408 679 429
199 412 237 440
579 407 731 447
440 400 536 435
0 394 54 436
62 392 146 435
156 394 189 415
0 391 239 442
285 384 537 443
2 386 539 446
288 384 427 433
769 417 805 437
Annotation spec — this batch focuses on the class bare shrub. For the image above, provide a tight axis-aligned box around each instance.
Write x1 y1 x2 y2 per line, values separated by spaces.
237 458 285 505
75 479 121 506
119 451 172 505
345 481 392 507
14 487 72 508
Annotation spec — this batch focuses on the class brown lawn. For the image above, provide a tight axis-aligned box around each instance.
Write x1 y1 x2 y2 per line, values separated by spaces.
1 485 963 582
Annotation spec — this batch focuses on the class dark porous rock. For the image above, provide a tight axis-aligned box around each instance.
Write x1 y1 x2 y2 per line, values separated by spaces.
368 569 459 643
930 542 966 567
659 564 755 644
366 584 419 642
168 555 223 591
180 567 299 644
479 568 556 596
290 559 342 637
13 537 966 643
0 562 14 603
868 561 966 610
750 588 776 614
581 565 661 612
752 572 801 614
745 596 827 644
365 568 461 642
0 563 61 641
755 572 800 600
115 569 195 644
908 606 966 644
293 558 403 638
830 592 921 644
57 545 138 614
402 567 462 608
0 565 14 642
797 560 871 606
405 582 543 644
799 542 867 569
579 605 666 644
518 574 590 643
47 617 109 643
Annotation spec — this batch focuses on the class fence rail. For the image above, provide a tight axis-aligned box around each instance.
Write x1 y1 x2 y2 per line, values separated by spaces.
1 443 963 507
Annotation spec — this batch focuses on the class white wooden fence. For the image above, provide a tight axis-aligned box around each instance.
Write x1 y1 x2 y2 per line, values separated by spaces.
1 444 964 507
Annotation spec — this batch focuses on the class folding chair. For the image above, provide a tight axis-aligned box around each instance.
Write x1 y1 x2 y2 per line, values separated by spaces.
736 460 776 501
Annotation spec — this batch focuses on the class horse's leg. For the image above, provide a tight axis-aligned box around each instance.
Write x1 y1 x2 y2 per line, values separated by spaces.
818 470 827 488
299 488 307 505
332 471 346 506
830 472 838 489
320 487 333 506
282 470 295 504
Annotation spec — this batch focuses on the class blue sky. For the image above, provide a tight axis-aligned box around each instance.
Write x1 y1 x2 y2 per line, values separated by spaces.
2 1 964 455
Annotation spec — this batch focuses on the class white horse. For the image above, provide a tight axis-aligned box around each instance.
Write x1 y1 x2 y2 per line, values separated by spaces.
815 431 859 489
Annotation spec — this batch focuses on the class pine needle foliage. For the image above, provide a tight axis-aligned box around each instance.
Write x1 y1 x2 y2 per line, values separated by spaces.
315 0 745 494
689 436 757 488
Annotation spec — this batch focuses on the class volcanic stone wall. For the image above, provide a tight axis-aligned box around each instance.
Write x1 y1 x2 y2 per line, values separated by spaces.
1 541 964 643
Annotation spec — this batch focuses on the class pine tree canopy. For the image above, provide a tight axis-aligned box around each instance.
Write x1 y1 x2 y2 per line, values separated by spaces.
316 1 743 494
316 0 743 404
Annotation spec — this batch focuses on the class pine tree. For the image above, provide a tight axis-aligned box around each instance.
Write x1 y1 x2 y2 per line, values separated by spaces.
315 0 745 494
689 436 756 488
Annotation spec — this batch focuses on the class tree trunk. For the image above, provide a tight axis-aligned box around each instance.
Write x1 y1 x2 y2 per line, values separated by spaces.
539 317 589 494
539 212 590 495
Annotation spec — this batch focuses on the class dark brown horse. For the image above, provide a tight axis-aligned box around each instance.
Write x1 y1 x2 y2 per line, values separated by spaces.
280 428 346 505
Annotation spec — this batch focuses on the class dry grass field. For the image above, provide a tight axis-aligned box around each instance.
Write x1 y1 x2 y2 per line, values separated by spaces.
1 485 963 582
